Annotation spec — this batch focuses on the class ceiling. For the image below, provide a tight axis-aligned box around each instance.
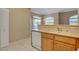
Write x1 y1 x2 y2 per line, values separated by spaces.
31 8 78 15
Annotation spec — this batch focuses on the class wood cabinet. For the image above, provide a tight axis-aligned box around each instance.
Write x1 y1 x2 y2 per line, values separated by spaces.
54 41 75 51
54 35 76 51
41 33 54 51
55 35 76 45
42 38 53 51
41 32 79 51
42 32 54 39
76 40 79 49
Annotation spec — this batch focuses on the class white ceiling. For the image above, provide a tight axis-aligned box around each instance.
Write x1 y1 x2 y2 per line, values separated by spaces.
31 8 78 15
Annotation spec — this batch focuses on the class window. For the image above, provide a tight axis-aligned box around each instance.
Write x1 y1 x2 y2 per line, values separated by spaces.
69 15 78 25
44 17 54 25
32 16 41 29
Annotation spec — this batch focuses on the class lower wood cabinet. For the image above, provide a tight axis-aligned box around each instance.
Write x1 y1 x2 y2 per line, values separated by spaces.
55 35 76 45
41 32 79 51
42 38 53 51
76 40 79 49
54 41 75 51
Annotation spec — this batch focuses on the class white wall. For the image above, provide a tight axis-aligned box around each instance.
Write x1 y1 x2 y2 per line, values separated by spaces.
0 9 9 48
9 9 31 42
0 9 2 47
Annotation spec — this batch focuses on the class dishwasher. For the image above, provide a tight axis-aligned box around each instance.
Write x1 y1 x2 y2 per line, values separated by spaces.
32 31 41 50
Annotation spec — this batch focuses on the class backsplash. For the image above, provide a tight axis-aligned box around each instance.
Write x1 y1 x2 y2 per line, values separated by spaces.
39 25 79 34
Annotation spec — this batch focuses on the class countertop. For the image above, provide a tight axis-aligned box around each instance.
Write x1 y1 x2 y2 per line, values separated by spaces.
32 29 40 32
32 29 79 38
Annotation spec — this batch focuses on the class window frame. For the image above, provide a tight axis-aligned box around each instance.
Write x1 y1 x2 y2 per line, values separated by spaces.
69 15 78 26
32 16 41 29
43 16 54 25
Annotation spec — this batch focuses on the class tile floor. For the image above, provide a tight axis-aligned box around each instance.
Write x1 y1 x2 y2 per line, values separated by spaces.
0 38 38 51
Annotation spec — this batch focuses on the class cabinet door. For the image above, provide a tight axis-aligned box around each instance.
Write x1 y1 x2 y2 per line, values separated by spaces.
46 39 53 51
42 38 47 51
76 40 79 50
42 38 53 51
54 41 75 51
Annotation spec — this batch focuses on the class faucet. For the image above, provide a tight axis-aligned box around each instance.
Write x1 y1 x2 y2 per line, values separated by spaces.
57 27 62 32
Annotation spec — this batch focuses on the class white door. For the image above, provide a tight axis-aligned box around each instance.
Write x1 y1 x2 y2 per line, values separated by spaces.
0 9 9 48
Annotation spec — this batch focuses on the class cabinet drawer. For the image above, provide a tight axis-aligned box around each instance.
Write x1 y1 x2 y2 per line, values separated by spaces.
41 32 53 39
54 41 75 51
55 35 76 45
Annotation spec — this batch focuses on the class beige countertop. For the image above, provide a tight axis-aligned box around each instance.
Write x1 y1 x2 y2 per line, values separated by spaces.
32 29 40 32
32 29 79 38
